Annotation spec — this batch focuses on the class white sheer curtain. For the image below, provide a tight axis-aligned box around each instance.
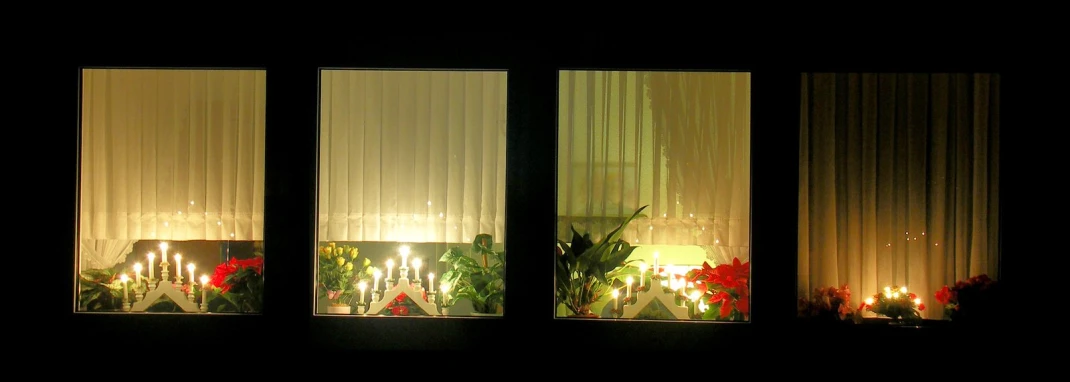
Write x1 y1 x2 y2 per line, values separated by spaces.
318 70 507 244
79 69 266 255
557 71 750 259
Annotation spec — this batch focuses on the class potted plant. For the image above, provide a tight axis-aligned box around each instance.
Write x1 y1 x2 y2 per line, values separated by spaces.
439 234 505 316
317 242 371 314
858 285 924 325
555 206 646 317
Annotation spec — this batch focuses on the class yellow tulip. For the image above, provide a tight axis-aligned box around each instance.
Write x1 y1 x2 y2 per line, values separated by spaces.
329 242 336 248
345 262 354 271
349 247 359 259
363 258 371 267
335 257 345 266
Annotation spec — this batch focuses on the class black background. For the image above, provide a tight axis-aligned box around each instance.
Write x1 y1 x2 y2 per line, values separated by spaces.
28 35 1026 356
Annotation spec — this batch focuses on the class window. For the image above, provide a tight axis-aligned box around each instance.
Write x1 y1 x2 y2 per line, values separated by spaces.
797 73 1001 324
555 70 751 321
76 68 266 314
316 69 507 317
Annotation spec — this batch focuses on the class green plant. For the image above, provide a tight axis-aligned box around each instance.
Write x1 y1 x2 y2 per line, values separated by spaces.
555 206 646 317
317 242 371 308
439 234 505 314
78 267 125 311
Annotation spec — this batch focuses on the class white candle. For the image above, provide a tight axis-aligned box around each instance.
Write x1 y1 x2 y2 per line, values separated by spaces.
653 252 659 279
412 258 422 281
625 276 634 299
638 262 647 288
358 281 367 304
147 252 155 280
187 263 196 294
200 275 209 307
373 269 382 291
133 263 143 288
399 245 410 276
159 242 169 266
174 253 182 282
120 274 130 301
427 272 435 289
612 289 620 312
386 259 394 280
440 282 450 305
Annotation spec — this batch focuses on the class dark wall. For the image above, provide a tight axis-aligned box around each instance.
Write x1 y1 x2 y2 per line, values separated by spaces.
41 37 1020 353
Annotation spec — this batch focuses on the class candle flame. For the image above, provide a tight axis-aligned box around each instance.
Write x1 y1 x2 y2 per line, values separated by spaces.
133 263 142 272
120 274 129 283
899 286 908 294
358 281 367 291
440 282 450 293
386 259 394 268
914 298 922 305
399 245 411 256
147 252 155 260
412 258 422 269
373 269 382 278
864 297 874 305
626 276 634 284
637 262 647 272
187 263 195 272
200 274 210 285
611 289 619 298
159 242 168 251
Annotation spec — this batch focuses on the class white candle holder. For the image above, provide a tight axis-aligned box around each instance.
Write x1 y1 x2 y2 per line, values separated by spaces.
364 277 440 316
621 283 690 320
428 293 436 305
187 289 196 304
135 290 144 303
200 300 209 313
440 307 449 316
122 302 131 312
131 280 200 312
385 279 395 290
372 291 381 304
147 278 157 291
398 266 409 280
160 262 170 283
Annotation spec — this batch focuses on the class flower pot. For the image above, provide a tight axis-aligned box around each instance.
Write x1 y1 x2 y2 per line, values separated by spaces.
327 305 351 315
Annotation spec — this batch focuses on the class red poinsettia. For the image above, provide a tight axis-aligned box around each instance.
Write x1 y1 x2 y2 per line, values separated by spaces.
209 256 264 294
384 289 429 316
689 258 751 320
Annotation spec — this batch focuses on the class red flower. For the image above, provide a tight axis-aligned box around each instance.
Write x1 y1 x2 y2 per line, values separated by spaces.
710 258 749 290
208 256 264 294
708 291 735 319
935 285 952 305
918 303 926 311
908 292 917 300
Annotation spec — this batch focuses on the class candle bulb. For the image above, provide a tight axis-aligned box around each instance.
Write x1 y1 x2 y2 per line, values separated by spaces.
120 274 130 302
653 252 660 279
399 245 410 268
386 259 394 281
147 252 155 281
174 253 182 282
159 242 169 262
625 276 634 300
373 269 382 291
412 258 422 281
612 289 620 314
133 263 143 288
427 272 435 289
187 263 195 294
637 262 647 288
200 274 210 312
358 281 367 305
440 282 450 305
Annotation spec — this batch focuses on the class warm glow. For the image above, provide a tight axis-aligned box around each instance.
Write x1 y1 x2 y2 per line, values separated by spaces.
653 252 659 259
358 281 367 292
200 275 209 285
864 297 874 305
914 298 922 305
638 262 647 272
159 242 168 252
399 245 411 257
386 259 394 268
147 252 155 261
412 258 422 270
440 282 450 293
611 289 620 299
899 286 908 294
133 263 142 273
187 263 195 272
174 253 182 262
626 276 634 285
428 272 434 283
884 286 891 293
689 291 702 302
373 269 382 279
892 292 900 298
120 274 129 283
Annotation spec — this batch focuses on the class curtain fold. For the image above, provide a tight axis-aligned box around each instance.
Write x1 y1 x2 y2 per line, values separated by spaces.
79 69 266 243
798 73 1000 319
318 70 507 243
557 71 750 259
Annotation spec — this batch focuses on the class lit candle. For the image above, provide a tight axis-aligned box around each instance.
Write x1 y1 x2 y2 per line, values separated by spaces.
174 253 182 282
399 245 411 269
147 252 155 280
900 286 908 294
386 259 394 280
440 282 450 305
625 276 634 299
666 264 674 278
637 262 647 288
187 263 195 294
689 291 702 314
427 272 435 289
612 289 620 312
120 274 130 301
358 281 367 304
133 263 143 288
373 269 382 291
159 242 169 266
200 274 210 308
653 252 659 279
412 258 422 281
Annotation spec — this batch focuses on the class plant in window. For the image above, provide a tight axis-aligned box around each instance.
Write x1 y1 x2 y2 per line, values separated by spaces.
688 257 751 321
439 234 506 315
935 274 1000 323
317 242 371 313
798 284 855 322
858 285 924 323
555 206 646 317
207 252 265 313
78 266 128 312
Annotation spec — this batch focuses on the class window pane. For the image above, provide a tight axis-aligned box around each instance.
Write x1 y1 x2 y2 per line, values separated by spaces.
556 70 751 321
316 69 507 317
797 73 1002 324
77 68 266 314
